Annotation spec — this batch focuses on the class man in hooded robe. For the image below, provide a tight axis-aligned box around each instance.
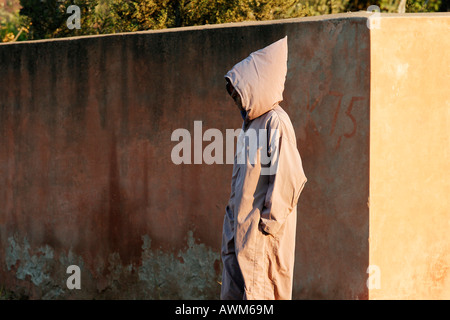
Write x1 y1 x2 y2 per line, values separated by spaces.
221 36 307 300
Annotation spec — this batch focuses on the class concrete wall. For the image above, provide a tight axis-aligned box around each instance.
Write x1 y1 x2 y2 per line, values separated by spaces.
369 15 450 299
2 12 446 300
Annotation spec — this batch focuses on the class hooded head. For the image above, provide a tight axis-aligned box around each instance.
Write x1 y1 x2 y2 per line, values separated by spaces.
225 36 288 121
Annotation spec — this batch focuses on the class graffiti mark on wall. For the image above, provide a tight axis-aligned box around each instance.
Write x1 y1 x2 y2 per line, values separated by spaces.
306 91 365 150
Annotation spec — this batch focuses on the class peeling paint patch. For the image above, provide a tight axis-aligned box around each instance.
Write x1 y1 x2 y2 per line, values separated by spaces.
6 236 54 286
5 235 85 299
138 231 221 299
4 232 221 299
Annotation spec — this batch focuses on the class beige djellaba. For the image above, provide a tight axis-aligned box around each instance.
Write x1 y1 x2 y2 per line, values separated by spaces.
221 37 307 300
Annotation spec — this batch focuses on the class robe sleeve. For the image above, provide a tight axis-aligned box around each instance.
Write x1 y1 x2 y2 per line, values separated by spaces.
260 116 307 236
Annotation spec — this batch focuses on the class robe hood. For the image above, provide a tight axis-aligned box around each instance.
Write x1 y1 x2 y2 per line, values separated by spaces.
225 36 288 121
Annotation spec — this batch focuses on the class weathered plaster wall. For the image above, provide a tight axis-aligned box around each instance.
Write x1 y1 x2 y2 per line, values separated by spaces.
1 13 372 299
369 15 450 299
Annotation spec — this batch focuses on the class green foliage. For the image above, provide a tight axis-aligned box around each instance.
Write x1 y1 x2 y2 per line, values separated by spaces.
302 0 351 15
19 0 66 39
17 0 98 39
0 0 445 42
88 0 311 33
345 0 444 12
378 0 443 12
401 0 442 12
0 0 28 42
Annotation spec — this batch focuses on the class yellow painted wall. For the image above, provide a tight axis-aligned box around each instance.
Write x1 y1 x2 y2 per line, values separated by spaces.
370 15 450 299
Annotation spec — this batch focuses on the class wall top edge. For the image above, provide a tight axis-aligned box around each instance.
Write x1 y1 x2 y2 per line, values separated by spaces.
0 11 448 47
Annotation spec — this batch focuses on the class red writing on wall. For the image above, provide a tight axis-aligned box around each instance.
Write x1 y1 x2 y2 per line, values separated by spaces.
306 91 365 150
